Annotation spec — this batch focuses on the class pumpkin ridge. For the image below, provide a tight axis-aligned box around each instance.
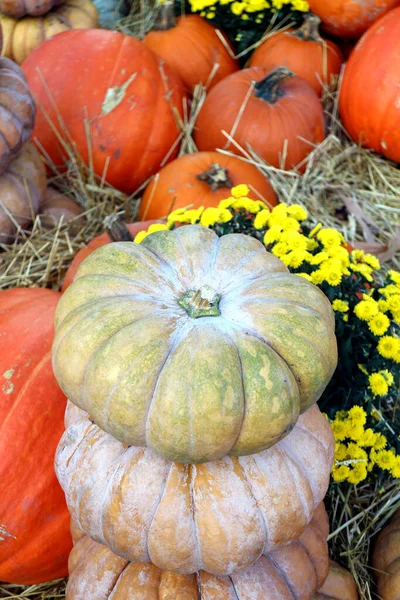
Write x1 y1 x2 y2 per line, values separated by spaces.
81 308 175 417
278 446 313 526
267 553 297 599
236 455 270 550
227 574 242 600
220 249 280 293
146 461 179 561
222 328 247 453
0 351 51 435
138 239 189 292
64 421 96 470
189 464 204 572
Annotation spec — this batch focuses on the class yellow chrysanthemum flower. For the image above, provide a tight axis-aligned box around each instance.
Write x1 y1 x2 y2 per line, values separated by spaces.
347 463 368 485
363 253 380 270
388 294 400 313
388 270 400 285
263 225 283 245
317 228 344 248
369 373 389 397
348 406 367 426
354 300 379 321
286 204 308 221
332 299 349 313
280 230 308 251
331 420 349 441
200 207 233 227
296 272 312 281
391 456 400 479
332 465 351 482
253 208 270 229
134 223 170 243
377 336 400 360
272 241 289 258
231 184 250 199
373 433 388 451
372 450 396 470
368 313 391 336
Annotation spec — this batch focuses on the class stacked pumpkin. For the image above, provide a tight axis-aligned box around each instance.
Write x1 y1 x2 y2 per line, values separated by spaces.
51 221 346 597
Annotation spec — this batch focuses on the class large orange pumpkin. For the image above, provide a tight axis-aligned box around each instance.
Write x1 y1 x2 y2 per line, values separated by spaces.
339 7 400 163
22 29 186 194
306 0 400 38
66 503 330 600
55 401 334 576
139 151 277 220
194 66 325 171
0 288 71 584
61 220 159 292
143 2 238 93
372 508 400 600
249 15 343 97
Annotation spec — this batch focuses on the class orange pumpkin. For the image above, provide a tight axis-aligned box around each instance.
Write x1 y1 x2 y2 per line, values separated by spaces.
0 288 71 584
61 220 159 292
372 509 400 600
306 0 400 39
313 560 358 599
249 15 343 97
66 503 330 599
143 2 238 93
22 29 187 194
55 402 334 575
139 151 277 220
339 7 400 163
194 66 325 172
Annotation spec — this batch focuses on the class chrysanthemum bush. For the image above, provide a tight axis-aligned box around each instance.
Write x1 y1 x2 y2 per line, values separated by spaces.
169 0 309 56
135 184 400 486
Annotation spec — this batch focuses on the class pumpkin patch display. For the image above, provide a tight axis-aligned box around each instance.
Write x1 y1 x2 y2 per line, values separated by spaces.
22 29 187 194
65 503 330 600
0 55 35 173
1 0 99 64
313 561 358 599
0 142 47 243
339 7 400 164
306 0 400 39
139 151 277 220
143 1 238 93
0 288 71 584
372 509 400 600
249 15 343 97
52 226 337 463
194 66 325 171
55 401 334 576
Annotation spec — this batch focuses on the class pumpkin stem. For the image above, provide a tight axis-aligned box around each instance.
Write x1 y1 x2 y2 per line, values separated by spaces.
293 14 324 42
178 285 221 318
153 1 176 31
196 163 234 192
104 216 133 242
254 67 295 104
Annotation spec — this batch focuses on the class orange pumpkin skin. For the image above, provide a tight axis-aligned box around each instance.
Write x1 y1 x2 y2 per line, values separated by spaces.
194 66 325 172
339 7 400 163
249 16 343 97
313 560 358 599
0 288 71 584
61 220 159 292
139 151 277 220
22 29 187 194
306 0 400 38
143 4 238 93
372 509 400 600
66 504 329 600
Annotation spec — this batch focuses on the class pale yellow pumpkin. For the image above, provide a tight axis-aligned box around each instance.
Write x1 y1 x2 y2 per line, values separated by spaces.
53 226 337 464
55 401 334 577
0 0 98 64
66 503 329 600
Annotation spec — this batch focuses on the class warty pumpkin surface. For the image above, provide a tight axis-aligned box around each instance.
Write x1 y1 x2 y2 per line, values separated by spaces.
194 66 325 172
0 0 98 64
306 0 400 39
55 401 334 576
372 509 400 600
52 225 337 464
313 560 358 599
0 288 71 584
339 7 400 164
139 151 277 220
66 503 330 600
21 29 187 194
0 142 46 243
0 56 35 173
249 15 343 97
143 2 238 93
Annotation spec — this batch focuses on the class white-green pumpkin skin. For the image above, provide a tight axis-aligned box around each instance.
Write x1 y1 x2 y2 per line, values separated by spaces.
52 225 337 463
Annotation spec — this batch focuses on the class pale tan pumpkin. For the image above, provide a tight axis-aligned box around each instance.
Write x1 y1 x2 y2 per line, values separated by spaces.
53 226 337 464
313 560 358 599
0 142 46 243
0 0 64 19
39 186 84 235
372 509 400 600
0 0 98 64
66 503 329 600
55 401 334 577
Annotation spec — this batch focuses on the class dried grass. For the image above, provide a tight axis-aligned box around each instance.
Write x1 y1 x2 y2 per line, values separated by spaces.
1 6 400 598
